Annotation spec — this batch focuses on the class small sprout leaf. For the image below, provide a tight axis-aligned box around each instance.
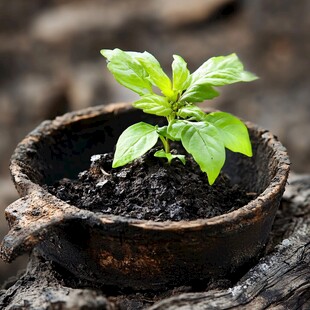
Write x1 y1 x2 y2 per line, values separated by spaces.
172 55 190 92
100 48 152 95
204 112 252 156
177 105 206 121
181 122 225 185
112 122 159 168
181 83 220 103
167 120 188 141
133 94 172 117
154 149 186 165
129 51 174 97
190 53 258 86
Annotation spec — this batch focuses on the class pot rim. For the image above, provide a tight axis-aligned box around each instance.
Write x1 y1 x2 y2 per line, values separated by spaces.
10 102 290 231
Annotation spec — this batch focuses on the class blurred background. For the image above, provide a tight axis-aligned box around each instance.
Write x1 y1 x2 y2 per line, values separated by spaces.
0 0 309 284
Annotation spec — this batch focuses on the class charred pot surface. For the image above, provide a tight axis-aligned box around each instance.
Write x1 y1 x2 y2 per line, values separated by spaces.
1 174 308 310
0 103 290 290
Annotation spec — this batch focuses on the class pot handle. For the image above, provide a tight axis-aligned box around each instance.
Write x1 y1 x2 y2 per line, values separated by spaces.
0 191 88 263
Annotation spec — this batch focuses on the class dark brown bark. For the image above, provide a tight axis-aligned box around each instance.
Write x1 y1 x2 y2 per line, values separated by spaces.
0 173 309 309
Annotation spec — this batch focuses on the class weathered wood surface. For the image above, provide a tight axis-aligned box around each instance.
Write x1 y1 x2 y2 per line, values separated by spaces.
0 253 110 309
0 173 309 310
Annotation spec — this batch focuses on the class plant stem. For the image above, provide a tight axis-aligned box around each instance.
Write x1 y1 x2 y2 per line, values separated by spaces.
159 136 170 154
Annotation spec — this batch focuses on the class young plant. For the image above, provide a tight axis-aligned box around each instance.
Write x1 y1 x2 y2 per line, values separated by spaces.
100 48 258 185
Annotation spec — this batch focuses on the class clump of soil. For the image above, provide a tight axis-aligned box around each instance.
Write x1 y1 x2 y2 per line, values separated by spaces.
45 149 256 221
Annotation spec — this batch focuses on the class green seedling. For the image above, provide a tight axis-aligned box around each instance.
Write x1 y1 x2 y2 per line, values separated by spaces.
100 48 258 184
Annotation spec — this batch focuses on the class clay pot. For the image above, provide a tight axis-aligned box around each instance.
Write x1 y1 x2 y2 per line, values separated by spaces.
0 103 290 290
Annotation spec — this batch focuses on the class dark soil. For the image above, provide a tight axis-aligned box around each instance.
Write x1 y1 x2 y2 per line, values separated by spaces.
45 148 256 221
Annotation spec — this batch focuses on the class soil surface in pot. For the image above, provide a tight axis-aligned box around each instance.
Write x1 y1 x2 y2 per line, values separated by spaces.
45 148 257 221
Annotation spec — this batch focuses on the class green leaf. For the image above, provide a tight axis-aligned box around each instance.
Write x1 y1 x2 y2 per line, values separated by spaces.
190 53 258 86
156 126 169 137
133 94 172 117
129 51 174 97
204 112 252 156
167 120 188 141
156 126 177 142
172 55 190 92
100 48 152 96
181 122 225 185
181 54 257 103
112 122 159 168
154 149 186 165
177 105 206 121
180 83 220 103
